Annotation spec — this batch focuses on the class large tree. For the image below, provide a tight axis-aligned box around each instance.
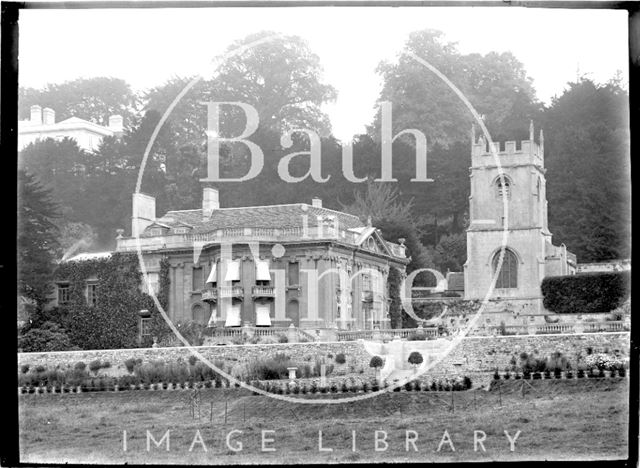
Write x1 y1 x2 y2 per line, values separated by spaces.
342 179 435 280
18 137 89 221
19 77 138 127
371 29 541 147
143 31 337 149
18 170 61 308
542 78 630 262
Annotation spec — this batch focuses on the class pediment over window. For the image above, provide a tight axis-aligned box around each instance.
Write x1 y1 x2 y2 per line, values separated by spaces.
354 227 393 256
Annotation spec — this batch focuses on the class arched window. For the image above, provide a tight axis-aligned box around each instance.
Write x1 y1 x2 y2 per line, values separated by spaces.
495 176 511 199
492 249 518 289
535 177 541 200
192 304 208 324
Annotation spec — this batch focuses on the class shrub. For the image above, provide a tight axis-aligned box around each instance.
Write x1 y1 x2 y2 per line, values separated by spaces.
541 271 630 314
408 351 424 367
278 335 288 343
102 361 111 369
407 333 426 341
585 353 625 371
74 362 87 371
89 360 102 374
369 356 384 369
188 355 197 366
341 382 349 393
493 370 500 380
20 364 30 374
18 321 76 352
463 376 472 389
335 353 346 364
34 365 46 373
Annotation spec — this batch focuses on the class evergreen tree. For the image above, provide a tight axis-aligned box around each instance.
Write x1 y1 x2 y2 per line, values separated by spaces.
18 170 61 308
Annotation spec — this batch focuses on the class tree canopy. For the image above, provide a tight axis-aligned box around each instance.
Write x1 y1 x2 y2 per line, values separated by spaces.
19 77 138 127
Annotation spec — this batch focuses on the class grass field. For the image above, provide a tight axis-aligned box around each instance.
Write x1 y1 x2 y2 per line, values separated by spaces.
19 378 629 464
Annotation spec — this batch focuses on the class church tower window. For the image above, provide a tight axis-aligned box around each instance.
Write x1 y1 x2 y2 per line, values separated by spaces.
495 177 512 199
492 249 518 289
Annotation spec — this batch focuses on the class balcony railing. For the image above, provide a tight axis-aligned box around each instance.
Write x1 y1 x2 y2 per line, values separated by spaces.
252 286 276 298
336 327 439 342
219 285 244 299
201 289 217 302
473 321 629 336
115 225 407 258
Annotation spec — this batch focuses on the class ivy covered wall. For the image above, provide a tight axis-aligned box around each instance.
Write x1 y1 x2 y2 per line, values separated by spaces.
53 253 171 350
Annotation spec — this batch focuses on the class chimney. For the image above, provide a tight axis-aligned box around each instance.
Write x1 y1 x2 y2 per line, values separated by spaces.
30 105 42 124
109 115 124 133
42 108 55 125
131 193 156 237
203 187 219 218
311 197 322 208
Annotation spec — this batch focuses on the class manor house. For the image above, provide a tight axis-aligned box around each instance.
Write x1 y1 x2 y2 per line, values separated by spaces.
114 190 409 330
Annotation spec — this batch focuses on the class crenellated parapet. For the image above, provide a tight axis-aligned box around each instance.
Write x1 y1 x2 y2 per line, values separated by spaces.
471 121 544 169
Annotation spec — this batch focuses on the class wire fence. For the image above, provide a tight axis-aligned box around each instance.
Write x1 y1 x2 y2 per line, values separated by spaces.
182 375 628 425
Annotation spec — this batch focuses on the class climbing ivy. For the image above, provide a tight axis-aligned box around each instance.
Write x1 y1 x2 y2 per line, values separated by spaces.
146 257 172 345
387 266 403 329
54 253 171 350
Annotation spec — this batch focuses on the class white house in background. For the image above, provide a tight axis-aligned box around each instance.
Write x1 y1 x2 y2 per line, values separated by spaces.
18 105 124 152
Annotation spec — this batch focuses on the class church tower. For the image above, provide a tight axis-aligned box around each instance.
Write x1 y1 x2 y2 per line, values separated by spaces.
463 122 552 313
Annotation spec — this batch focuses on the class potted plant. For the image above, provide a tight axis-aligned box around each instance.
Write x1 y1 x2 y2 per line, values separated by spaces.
408 351 424 373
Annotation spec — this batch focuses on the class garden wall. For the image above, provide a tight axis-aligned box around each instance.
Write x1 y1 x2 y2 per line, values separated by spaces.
18 332 630 376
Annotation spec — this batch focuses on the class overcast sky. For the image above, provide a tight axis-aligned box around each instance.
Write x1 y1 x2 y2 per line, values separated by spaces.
18 7 628 141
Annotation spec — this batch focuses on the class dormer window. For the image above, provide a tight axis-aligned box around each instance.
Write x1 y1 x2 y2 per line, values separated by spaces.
149 228 163 236
173 227 188 234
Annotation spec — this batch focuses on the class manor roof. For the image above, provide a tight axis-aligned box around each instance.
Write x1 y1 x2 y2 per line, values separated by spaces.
156 203 364 233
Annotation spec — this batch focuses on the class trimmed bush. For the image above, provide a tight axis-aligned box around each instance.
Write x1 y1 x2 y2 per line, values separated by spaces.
369 356 384 370
89 360 102 374
408 351 424 367
21 364 30 374
335 353 346 364
541 271 630 314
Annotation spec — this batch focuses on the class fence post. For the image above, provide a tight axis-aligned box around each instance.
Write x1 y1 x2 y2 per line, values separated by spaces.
450 388 454 413
224 400 228 425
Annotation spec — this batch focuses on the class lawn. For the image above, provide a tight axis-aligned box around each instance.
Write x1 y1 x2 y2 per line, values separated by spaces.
19 378 629 464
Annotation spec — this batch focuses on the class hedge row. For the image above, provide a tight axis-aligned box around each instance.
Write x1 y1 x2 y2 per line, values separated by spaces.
493 367 627 380
19 375 474 395
541 271 630 314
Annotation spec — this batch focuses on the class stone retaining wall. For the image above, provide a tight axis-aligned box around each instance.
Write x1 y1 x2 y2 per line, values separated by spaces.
18 332 630 376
